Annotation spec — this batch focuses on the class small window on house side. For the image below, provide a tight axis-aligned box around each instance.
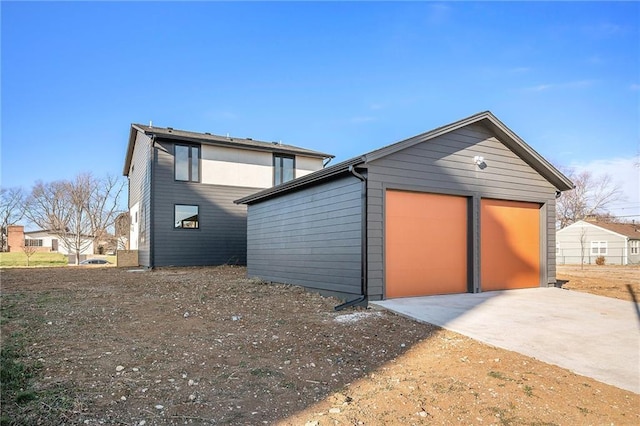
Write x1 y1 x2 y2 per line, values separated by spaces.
274 154 295 185
631 240 639 255
175 145 200 182
590 241 607 255
175 205 199 229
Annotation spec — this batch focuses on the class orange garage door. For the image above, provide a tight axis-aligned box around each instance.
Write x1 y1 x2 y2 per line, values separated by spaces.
481 199 541 291
385 190 468 298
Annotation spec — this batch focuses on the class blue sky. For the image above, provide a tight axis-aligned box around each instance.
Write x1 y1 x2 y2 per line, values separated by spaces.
2 1 639 217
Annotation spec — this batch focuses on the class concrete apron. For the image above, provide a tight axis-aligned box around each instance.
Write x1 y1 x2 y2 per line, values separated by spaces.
372 287 640 394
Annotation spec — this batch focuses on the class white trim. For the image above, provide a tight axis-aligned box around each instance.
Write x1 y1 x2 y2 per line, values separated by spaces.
590 241 608 256
624 237 629 265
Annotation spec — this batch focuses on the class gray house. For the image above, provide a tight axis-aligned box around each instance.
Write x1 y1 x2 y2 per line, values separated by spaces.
123 123 332 267
236 111 574 306
557 220 640 265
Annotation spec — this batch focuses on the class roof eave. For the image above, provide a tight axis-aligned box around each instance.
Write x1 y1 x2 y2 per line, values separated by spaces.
122 125 141 176
138 126 333 160
124 123 333 175
160 133 333 158
480 114 574 191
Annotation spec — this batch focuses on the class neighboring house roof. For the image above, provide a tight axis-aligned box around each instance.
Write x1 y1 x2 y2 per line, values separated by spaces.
236 111 574 205
123 123 334 176
558 220 640 240
595 222 640 239
25 230 94 238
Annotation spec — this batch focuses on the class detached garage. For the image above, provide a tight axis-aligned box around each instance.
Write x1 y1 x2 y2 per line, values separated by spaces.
236 111 573 306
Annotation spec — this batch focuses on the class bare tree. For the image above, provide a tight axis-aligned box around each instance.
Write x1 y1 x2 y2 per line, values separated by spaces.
26 178 89 264
0 187 25 251
579 225 587 270
114 212 130 250
25 174 124 265
86 174 127 251
22 241 38 267
556 169 625 228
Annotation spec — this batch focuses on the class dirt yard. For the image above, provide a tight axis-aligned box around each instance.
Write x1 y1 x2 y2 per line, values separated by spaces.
557 264 640 302
1 265 638 425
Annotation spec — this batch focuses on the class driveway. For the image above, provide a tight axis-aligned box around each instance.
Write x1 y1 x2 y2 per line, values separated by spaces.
372 287 640 394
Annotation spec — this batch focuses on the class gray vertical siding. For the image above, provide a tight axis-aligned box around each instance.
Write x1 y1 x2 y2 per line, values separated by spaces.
366 123 559 299
246 175 363 299
151 140 260 266
129 131 152 266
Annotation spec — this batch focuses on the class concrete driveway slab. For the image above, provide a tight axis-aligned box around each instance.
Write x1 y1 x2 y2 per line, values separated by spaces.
372 287 640 394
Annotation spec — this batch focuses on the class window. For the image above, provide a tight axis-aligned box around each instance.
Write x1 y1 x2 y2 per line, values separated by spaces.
175 144 200 182
274 154 295 185
25 239 43 247
590 241 607 255
631 240 639 255
175 205 199 229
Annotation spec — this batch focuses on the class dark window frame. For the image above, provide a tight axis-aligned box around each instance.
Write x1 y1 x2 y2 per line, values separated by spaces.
174 144 201 182
273 154 296 186
174 204 200 230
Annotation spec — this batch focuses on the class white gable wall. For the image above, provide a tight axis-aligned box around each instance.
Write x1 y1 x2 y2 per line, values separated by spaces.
201 145 324 187
129 202 139 250
556 221 628 265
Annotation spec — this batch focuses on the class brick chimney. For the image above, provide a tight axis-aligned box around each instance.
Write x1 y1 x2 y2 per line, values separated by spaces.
7 225 25 253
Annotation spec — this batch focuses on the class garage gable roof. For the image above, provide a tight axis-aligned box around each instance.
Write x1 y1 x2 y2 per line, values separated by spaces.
364 111 573 190
236 111 574 205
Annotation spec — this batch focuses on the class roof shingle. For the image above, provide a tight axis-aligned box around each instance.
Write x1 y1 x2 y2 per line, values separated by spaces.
588 221 640 239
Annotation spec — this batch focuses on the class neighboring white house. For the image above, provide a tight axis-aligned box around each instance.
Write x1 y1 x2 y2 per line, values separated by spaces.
24 230 95 256
556 220 640 265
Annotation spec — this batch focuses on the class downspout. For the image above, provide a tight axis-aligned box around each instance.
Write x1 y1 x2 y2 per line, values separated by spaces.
334 165 368 311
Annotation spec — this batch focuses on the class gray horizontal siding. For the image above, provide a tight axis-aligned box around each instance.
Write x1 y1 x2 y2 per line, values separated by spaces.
129 130 152 266
247 176 363 298
366 123 559 299
151 140 261 266
546 199 557 282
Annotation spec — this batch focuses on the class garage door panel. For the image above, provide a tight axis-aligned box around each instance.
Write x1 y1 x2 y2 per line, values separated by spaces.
481 199 540 291
385 191 468 298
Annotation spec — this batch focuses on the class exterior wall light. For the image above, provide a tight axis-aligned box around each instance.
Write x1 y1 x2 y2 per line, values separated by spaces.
473 156 487 169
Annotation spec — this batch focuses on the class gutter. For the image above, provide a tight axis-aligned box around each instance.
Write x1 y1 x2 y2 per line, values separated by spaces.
334 165 368 311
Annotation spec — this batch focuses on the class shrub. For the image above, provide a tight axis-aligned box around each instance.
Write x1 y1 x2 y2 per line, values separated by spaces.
595 256 605 266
